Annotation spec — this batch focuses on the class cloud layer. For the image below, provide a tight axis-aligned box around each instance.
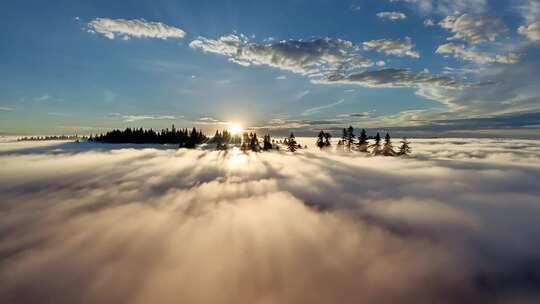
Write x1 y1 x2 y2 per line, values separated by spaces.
190 35 373 76
439 14 507 45
1 139 540 303
363 38 420 58
88 18 186 40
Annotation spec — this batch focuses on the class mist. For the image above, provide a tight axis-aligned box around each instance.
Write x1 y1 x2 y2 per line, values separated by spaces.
1 138 540 304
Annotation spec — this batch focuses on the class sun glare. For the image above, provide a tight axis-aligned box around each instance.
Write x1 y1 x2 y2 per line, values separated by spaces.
229 123 243 135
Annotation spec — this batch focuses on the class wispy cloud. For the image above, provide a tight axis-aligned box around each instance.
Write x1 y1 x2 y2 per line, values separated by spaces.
301 99 344 116
295 90 310 100
34 94 50 102
109 113 177 122
439 14 507 45
190 35 373 76
0 106 14 112
363 37 420 58
436 43 519 64
87 18 186 40
376 11 407 21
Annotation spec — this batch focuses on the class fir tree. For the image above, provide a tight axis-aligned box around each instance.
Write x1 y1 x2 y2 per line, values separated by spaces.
370 132 382 155
357 129 369 152
241 132 250 151
316 130 326 149
263 134 273 151
324 132 332 147
398 138 412 156
287 133 298 152
250 133 261 152
381 133 396 156
341 128 347 148
346 126 355 151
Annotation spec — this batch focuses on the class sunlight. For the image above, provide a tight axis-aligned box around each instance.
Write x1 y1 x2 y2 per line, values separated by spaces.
227 147 248 169
229 123 243 135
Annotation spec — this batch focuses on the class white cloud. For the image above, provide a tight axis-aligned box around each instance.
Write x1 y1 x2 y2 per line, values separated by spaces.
301 99 344 116
376 11 407 21
350 4 361 11
418 43 540 115
315 68 468 90
109 113 176 122
0 106 14 112
439 14 507 44
190 35 373 76
275 75 287 80
295 90 310 100
87 18 186 40
389 0 487 15
518 21 540 41
1 139 540 303
34 94 50 102
436 43 519 64
513 0 540 24
424 19 435 27
363 37 420 58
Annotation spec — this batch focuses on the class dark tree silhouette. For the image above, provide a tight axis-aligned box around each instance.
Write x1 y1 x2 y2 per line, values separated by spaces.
317 130 332 149
346 126 355 151
398 138 412 156
241 132 250 151
250 133 261 152
324 132 332 147
341 128 347 149
370 132 382 155
263 134 273 151
381 133 396 156
91 125 207 148
316 130 326 149
287 133 298 152
357 129 369 152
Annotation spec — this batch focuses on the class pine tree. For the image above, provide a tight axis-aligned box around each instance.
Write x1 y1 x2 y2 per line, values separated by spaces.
323 132 331 147
341 128 347 148
398 138 412 156
287 133 298 152
250 133 261 152
241 132 250 151
357 129 369 152
346 126 355 151
316 130 326 149
381 133 396 156
263 134 273 151
370 132 382 155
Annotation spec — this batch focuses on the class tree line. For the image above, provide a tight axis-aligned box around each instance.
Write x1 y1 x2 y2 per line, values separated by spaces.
323 126 411 156
89 125 207 148
18 135 84 141
88 124 411 156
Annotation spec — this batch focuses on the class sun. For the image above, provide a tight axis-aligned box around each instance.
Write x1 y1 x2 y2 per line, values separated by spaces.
229 123 243 135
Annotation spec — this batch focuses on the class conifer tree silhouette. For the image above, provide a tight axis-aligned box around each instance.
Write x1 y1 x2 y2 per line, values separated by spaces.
250 133 261 152
316 130 326 149
263 134 273 151
398 137 412 156
324 132 332 147
357 129 369 152
370 132 382 155
382 133 396 156
287 133 298 152
346 126 355 151
341 128 347 149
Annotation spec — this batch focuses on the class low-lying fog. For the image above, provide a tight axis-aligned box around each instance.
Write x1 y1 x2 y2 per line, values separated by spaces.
1 138 539 304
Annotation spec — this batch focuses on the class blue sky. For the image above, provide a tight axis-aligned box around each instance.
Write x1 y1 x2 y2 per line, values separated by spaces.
0 0 539 136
